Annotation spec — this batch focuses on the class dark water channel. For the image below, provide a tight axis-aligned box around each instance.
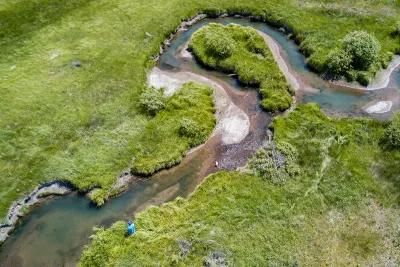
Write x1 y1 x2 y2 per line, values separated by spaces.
1 17 399 267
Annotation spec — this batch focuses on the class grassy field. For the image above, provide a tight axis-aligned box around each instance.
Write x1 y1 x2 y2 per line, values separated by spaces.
189 23 293 111
80 104 400 266
131 83 215 176
1 0 399 219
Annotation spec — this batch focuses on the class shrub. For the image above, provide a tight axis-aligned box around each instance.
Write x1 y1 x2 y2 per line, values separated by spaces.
356 72 370 86
326 49 352 78
179 118 207 146
204 29 235 58
139 87 166 115
247 141 299 184
391 21 400 37
384 113 400 149
342 31 380 70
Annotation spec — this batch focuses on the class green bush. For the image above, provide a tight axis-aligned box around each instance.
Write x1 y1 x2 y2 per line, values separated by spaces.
204 31 235 58
189 23 292 112
385 113 400 149
326 49 352 78
342 31 380 71
356 72 370 86
139 87 166 116
179 118 208 146
248 141 299 184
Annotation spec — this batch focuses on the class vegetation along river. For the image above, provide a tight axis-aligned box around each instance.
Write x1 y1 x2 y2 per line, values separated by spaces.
0 17 399 266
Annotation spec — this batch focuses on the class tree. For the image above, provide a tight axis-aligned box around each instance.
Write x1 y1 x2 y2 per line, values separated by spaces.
139 87 166 116
342 31 380 70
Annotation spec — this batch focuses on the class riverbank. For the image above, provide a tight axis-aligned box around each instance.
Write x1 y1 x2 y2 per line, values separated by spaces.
80 104 400 266
0 181 72 244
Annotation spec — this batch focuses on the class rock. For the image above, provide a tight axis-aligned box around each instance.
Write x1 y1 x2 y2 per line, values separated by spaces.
110 170 135 194
145 32 152 38
71 60 82 68
178 239 192 257
364 101 392 114
204 251 228 267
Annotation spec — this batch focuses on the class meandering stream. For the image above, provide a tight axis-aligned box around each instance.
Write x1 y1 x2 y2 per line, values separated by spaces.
0 17 399 266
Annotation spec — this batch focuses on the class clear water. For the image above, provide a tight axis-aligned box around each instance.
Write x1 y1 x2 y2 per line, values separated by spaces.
395 69 400 88
0 146 211 266
162 17 392 114
1 17 399 266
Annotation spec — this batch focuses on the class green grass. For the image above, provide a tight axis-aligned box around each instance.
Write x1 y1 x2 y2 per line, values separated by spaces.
131 83 215 176
1 0 399 217
189 23 293 111
79 104 400 266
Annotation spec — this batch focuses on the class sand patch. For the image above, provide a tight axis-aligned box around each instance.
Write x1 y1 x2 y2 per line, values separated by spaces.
147 68 185 96
364 101 392 114
147 68 250 145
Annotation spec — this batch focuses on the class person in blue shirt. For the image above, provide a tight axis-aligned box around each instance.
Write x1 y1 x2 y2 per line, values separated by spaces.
127 220 136 236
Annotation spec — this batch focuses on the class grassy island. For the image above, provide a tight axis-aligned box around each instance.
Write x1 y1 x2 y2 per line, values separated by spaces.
189 23 293 111
131 83 215 176
80 104 400 266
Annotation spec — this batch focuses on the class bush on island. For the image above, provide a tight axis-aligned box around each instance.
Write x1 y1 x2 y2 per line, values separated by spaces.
179 118 208 146
204 31 235 58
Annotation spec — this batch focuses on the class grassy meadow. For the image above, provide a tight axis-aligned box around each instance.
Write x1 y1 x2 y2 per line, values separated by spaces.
80 104 400 266
189 23 293 111
1 0 399 219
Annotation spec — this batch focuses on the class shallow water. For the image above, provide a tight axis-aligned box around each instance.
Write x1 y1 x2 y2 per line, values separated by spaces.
167 17 400 116
1 17 399 266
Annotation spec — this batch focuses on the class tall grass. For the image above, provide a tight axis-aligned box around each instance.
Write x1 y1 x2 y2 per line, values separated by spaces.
0 0 399 216
189 23 293 111
80 104 400 266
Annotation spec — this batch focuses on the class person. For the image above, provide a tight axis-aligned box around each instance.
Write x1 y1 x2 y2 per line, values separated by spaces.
127 220 136 236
